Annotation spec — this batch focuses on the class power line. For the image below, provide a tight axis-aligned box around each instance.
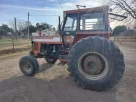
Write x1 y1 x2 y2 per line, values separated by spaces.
30 15 60 16
30 16 39 22
29 16 59 27
58 0 63 11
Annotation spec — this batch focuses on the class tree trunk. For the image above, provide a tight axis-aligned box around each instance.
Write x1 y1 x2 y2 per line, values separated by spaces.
12 37 15 52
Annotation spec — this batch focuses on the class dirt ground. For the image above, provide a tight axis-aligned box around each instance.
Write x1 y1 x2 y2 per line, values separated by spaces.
0 42 136 102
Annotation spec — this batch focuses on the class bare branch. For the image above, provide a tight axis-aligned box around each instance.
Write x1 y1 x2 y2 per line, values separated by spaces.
110 0 136 19
113 0 136 19
121 0 136 17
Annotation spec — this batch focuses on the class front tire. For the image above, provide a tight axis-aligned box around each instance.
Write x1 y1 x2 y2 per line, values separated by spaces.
19 56 39 76
67 36 125 91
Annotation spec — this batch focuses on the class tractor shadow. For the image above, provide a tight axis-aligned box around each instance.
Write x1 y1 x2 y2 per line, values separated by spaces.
38 63 54 73
0 75 117 102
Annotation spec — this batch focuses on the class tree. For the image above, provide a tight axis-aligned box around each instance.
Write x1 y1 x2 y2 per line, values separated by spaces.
52 27 56 31
110 0 136 19
17 20 28 32
100 0 136 18
29 25 36 34
0 24 12 35
100 0 136 29
9 19 28 39
113 25 127 35
22 25 36 35
36 23 40 27
35 22 52 30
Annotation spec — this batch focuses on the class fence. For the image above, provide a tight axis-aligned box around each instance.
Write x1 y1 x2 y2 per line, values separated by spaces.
0 36 31 56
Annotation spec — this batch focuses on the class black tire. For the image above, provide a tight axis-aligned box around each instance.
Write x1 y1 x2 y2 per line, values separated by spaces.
19 56 39 76
45 57 57 64
67 36 125 91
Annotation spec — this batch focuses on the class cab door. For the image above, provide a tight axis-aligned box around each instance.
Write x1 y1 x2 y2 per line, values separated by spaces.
62 14 78 50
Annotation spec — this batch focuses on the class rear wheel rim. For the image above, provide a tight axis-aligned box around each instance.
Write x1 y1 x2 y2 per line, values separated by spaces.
78 52 108 80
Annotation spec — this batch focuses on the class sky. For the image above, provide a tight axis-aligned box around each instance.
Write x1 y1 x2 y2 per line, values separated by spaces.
0 0 103 28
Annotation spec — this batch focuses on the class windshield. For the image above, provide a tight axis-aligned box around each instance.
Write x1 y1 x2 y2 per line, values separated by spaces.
80 12 105 31
64 15 77 31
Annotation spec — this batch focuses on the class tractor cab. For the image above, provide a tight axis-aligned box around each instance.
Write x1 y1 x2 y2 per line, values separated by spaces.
61 6 110 50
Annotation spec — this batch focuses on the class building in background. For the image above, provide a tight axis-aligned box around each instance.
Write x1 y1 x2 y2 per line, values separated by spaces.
32 29 57 36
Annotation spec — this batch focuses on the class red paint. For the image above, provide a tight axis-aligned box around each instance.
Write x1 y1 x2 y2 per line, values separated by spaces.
76 31 111 35
74 33 110 44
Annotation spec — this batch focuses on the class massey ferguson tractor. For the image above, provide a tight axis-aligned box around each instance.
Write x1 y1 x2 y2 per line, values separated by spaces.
19 6 126 91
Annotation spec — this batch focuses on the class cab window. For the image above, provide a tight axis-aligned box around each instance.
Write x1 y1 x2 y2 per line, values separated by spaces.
64 15 77 31
80 12 105 31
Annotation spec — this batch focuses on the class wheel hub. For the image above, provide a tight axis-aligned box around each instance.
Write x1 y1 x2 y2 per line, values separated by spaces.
25 62 30 70
83 55 103 75
23 62 31 72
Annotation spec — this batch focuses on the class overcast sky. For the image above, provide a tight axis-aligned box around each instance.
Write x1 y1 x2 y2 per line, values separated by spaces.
0 0 104 28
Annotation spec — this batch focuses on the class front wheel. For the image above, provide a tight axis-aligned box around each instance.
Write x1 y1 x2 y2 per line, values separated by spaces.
19 56 39 76
67 36 125 91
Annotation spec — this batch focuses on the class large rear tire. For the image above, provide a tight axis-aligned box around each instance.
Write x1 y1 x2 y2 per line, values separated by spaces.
67 36 125 91
19 56 39 76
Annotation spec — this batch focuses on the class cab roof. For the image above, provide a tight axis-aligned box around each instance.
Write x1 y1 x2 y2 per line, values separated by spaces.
63 6 109 14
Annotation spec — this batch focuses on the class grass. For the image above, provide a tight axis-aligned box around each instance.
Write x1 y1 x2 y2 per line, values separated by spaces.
0 39 30 57
0 39 12 44
0 39 19 44
0 39 31 57
0 39 31 50
0 51 29 61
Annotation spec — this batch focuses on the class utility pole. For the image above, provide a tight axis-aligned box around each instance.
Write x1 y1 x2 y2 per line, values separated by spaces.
14 17 17 40
28 12 30 39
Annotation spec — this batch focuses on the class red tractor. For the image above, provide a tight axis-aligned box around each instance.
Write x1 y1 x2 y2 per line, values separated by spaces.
19 6 126 91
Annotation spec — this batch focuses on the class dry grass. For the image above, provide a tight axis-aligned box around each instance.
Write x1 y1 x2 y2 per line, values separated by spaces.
0 39 31 57
0 39 31 50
